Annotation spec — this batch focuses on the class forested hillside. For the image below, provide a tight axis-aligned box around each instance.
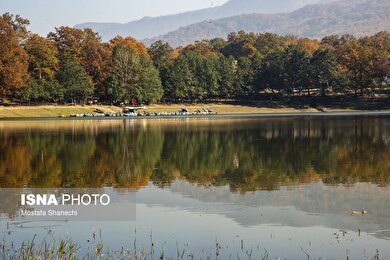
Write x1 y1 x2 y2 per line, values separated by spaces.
145 0 390 47
75 0 331 41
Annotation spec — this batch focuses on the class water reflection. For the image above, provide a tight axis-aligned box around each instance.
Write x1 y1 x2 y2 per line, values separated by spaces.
0 116 389 258
1 181 390 258
0 117 389 189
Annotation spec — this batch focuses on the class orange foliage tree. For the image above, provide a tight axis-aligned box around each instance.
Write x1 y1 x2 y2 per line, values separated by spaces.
0 13 29 97
109 36 148 55
297 38 321 54
48 27 111 89
25 34 59 80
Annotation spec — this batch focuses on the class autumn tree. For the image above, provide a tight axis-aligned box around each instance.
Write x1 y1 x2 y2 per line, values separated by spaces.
297 38 321 54
18 34 64 103
222 31 257 58
338 39 377 95
1 14 389 104
48 26 84 60
360 32 390 87
0 13 29 97
182 40 220 58
360 32 390 54
109 36 148 55
1 12 29 42
209 38 228 53
254 33 286 56
48 27 111 94
25 34 59 80
320 35 343 50
149 40 175 69
80 29 111 96
375 55 390 83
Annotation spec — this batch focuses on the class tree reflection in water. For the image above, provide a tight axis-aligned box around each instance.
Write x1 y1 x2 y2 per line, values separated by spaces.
0 116 389 190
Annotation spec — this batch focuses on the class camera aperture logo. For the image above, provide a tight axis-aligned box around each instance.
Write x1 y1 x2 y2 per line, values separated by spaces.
20 193 111 217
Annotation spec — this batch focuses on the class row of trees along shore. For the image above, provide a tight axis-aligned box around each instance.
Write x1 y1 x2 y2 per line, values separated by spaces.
0 13 389 105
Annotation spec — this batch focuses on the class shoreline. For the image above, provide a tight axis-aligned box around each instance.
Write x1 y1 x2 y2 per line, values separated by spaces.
0 103 389 120
1 110 390 121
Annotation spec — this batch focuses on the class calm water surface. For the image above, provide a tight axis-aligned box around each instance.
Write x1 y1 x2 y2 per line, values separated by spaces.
0 116 389 259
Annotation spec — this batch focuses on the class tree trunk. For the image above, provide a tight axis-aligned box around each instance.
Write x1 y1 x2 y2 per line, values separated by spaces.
321 87 326 97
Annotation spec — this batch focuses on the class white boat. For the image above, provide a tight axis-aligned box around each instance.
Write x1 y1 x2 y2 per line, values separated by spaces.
124 112 138 117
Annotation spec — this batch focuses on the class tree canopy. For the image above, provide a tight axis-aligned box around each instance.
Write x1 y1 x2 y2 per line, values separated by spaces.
0 13 389 104
0 13 29 97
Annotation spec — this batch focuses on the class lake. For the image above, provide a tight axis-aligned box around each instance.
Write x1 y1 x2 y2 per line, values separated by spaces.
0 115 389 259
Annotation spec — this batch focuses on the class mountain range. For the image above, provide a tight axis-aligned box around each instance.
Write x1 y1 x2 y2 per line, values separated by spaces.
75 0 390 47
144 0 390 47
74 0 331 41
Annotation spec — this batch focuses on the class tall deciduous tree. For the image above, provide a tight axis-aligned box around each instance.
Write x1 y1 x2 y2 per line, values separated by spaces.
223 31 257 58
283 46 311 95
338 39 377 95
0 13 29 97
104 74 125 104
112 46 139 99
165 52 199 101
48 27 110 94
25 34 59 80
375 55 390 83
23 34 63 104
134 55 163 104
149 41 175 70
310 49 339 96
260 49 285 93
198 57 219 98
1 13 29 42
254 33 286 56
58 58 94 104
80 29 111 96
166 51 222 101
297 38 321 54
149 40 176 96
48 26 84 60
111 46 162 103
216 56 236 98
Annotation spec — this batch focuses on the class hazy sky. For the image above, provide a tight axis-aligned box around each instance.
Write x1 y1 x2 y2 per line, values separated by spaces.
0 0 228 36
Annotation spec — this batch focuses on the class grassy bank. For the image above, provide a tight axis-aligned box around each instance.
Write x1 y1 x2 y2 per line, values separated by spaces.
0 103 360 118
0 105 122 118
2 95 390 118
